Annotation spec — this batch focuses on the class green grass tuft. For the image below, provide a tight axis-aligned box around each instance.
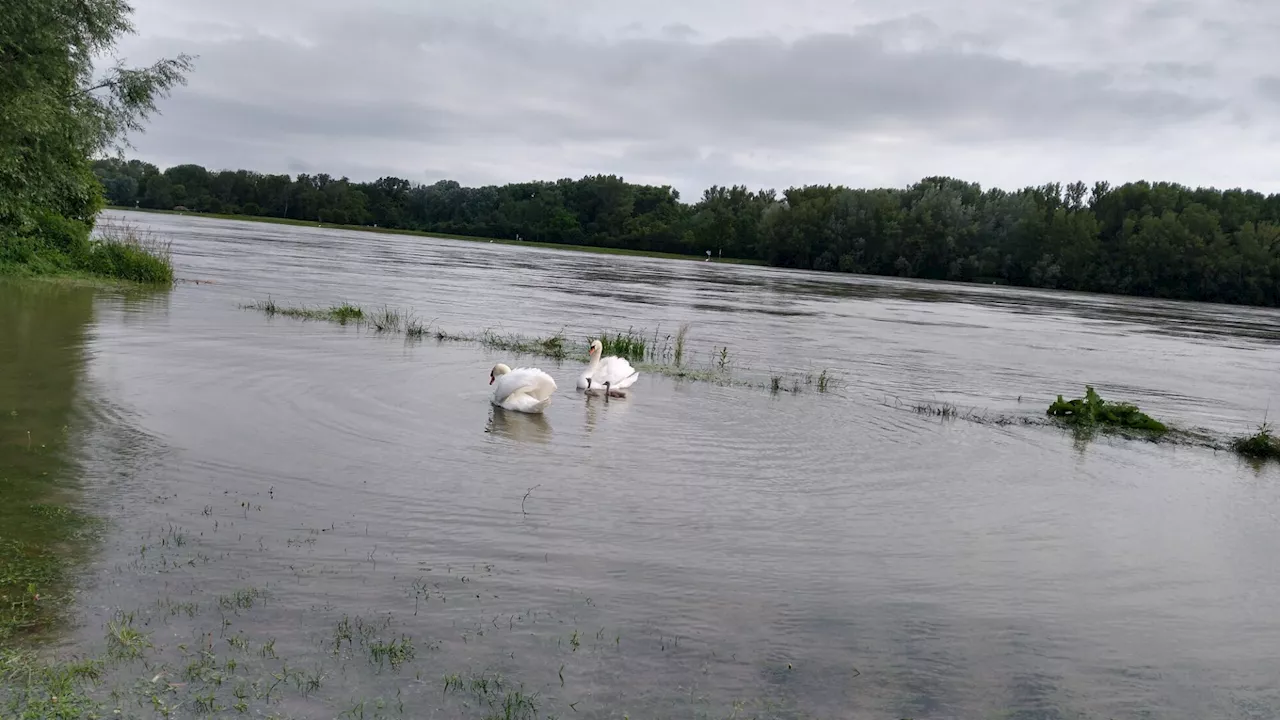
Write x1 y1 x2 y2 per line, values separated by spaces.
915 401 959 418
673 323 690 366
241 298 366 324
105 611 152 659
404 314 428 338
598 329 647 362
369 306 402 333
329 303 364 323
1232 421 1280 460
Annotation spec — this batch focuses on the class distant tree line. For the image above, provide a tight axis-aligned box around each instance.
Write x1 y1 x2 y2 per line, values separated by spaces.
92 158 1280 307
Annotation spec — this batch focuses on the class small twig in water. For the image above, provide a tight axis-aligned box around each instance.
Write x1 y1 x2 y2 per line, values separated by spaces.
522 484 541 515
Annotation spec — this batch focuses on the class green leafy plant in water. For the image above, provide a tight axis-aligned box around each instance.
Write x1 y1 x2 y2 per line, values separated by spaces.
1047 385 1167 432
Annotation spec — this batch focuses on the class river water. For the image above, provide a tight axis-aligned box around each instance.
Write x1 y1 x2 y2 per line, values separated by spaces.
4 208 1280 719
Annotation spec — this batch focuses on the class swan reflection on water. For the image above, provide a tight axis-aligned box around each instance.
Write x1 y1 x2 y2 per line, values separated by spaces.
582 387 633 437
485 406 553 443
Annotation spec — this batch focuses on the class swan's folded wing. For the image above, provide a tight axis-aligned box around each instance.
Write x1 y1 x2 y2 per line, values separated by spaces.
502 390 552 413
599 357 639 387
509 367 558 401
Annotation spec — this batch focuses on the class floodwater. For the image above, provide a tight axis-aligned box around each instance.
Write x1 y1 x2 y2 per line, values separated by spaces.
3 208 1280 719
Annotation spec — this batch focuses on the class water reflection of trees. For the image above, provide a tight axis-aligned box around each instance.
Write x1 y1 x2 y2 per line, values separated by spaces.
0 281 96 641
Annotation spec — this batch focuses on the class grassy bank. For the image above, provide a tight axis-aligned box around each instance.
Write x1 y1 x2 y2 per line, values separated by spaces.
109 206 762 266
1 218 174 286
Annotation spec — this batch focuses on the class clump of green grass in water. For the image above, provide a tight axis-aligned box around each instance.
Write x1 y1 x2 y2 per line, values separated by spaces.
370 305 403 332
404 314 430 338
598 328 648 362
329 303 364 324
476 329 569 360
1047 385 1167 432
538 333 566 358
0 649 105 718
106 610 152 659
241 298 365 324
367 635 415 671
246 296 280 315
673 323 690 366
442 671 541 720
915 401 959 418
1232 421 1280 460
217 586 265 613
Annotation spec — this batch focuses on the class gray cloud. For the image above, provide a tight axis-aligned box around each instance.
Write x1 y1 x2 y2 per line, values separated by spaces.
1258 76 1280 104
113 0 1280 194
1143 62 1217 80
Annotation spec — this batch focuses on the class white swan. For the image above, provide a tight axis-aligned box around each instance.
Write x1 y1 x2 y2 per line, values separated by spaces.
577 340 639 397
490 364 557 413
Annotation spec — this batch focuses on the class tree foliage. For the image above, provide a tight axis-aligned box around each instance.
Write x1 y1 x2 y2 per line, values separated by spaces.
96 158 1280 306
1 0 192 273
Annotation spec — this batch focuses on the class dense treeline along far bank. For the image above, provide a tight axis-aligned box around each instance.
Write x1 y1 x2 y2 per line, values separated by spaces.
95 158 1280 306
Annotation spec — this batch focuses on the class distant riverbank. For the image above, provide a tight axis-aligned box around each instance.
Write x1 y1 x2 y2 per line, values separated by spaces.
107 206 763 266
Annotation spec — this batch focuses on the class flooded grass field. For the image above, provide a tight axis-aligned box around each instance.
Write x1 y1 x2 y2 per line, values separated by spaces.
3 209 1280 719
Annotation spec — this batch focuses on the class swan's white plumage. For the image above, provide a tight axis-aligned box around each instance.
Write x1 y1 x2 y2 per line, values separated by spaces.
490 365 557 413
577 340 639 396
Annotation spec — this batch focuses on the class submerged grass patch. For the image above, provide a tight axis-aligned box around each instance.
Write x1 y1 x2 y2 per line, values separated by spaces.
880 396 1031 426
242 297 366 324
242 297 857 401
0 493 99 643
474 329 570 360
0 510 824 720
331 303 365 323
0 540 60 641
370 305 404 333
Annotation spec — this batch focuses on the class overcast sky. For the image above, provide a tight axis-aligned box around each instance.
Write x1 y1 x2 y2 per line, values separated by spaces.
112 0 1280 198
